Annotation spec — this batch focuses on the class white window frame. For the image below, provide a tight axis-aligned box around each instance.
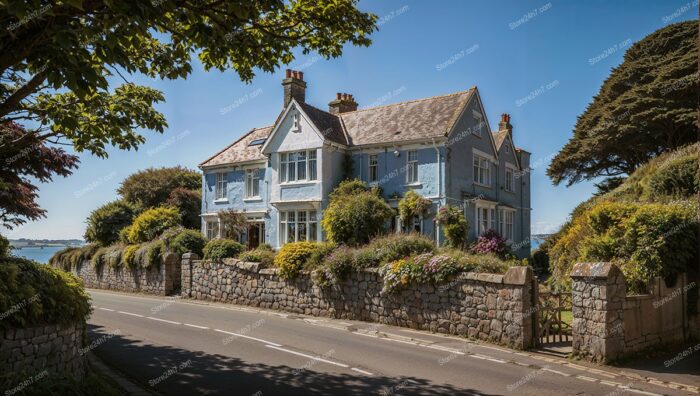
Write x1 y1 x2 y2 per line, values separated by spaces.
205 220 220 239
368 154 378 183
499 208 515 241
505 165 515 193
279 150 317 183
472 110 483 136
475 202 496 236
245 168 261 199
292 112 300 132
279 209 318 243
406 150 418 184
215 172 227 200
473 155 491 187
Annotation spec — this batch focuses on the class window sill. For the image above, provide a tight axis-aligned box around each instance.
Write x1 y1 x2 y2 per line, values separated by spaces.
243 197 263 202
214 198 229 204
473 182 491 188
404 182 422 188
280 181 318 187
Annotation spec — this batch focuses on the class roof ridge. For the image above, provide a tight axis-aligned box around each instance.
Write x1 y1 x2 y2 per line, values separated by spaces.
341 87 476 115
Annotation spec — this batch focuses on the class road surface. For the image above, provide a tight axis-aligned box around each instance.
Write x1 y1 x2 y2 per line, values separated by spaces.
87 290 698 396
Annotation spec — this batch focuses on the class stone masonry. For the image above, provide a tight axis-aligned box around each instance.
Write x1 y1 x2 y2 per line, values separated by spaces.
0 322 86 380
182 255 535 349
60 252 180 295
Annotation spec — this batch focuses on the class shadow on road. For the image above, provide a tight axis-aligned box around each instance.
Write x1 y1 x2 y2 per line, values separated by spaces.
88 324 494 396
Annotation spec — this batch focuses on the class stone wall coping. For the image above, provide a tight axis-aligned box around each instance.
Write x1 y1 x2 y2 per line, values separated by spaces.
503 266 533 285
570 262 620 279
182 252 200 260
258 268 278 275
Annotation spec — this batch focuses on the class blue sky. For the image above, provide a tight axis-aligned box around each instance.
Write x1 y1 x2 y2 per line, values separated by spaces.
7 0 696 240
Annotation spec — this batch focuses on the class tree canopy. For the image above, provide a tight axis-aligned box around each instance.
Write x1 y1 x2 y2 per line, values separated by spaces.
0 0 376 228
118 166 200 209
547 21 697 186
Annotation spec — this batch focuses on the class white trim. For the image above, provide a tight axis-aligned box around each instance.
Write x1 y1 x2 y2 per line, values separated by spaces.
347 138 448 152
472 147 495 162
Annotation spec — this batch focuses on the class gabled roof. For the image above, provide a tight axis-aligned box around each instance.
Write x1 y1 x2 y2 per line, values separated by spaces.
199 126 273 168
493 130 509 150
339 89 474 146
297 102 348 146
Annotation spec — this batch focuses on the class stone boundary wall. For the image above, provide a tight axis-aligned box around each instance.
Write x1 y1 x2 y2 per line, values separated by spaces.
181 254 535 349
0 322 86 381
59 252 180 295
571 262 690 362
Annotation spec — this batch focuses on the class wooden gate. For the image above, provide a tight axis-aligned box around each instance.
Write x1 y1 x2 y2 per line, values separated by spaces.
537 290 572 346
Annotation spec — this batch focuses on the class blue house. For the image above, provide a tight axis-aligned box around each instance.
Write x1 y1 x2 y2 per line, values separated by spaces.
199 70 531 257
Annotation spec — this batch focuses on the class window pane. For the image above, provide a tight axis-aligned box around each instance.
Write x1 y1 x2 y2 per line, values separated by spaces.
308 151 317 181
287 211 295 222
309 211 317 221
288 160 296 181
298 222 307 241
287 223 296 242
297 158 306 180
298 211 306 223
309 222 317 241
280 162 287 182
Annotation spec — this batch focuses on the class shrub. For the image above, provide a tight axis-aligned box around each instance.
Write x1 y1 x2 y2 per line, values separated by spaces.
311 246 355 287
91 247 107 270
163 228 206 256
379 252 460 294
304 242 337 270
352 247 381 269
471 229 511 259
322 180 394 246
203 239 245 260
647 155 699 198
145 240 165 268
398 190 432 222
84 200 137 246
122 245 140 270
126 206 181 243
274 242 318 279
166 188 202 229
239 246 276 268
436 205 468 248
0 257 92 330
368 233 435 264
94 245 124 270
49 243 101 271
118 166 200 208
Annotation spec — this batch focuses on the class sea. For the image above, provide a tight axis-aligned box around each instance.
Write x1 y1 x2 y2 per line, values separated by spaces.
11 246 65 264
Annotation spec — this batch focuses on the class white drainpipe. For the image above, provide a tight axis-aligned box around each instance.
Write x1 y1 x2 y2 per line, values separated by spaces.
432 139 442 245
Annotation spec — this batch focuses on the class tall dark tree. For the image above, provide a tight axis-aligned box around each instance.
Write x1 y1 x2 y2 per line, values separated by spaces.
548 21 697 186
0 0 376 227
117 166 200 209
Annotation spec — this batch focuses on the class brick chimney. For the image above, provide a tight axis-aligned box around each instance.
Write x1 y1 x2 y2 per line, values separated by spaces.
282 69 306 107
499 113 513 139
328 93 358 115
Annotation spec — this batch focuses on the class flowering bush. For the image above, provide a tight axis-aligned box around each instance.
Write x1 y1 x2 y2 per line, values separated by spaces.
379 253 459 294
274 242 319 280
471 229 510 259
435 205 468 248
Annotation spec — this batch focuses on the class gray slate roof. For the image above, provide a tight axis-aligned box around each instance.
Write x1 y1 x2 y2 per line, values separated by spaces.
201 88 476 168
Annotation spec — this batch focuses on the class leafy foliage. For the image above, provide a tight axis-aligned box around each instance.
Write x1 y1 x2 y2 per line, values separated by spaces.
118 167 200 209
647 155 699 199
471 229 512 259
435 205 468 248
166 188 202 229
0 256 91 330
239 244 276 268
311 246 355 287
379 253 462 294
398 190 432 222
219 209 248 239
0 0 376 226
203 239 245 260
366 233 435 264
274 241 319 279
84 200 137 246
125 207 181 244
548 21 697 186
0 122 79 228
0 233 8 257
163 228 206 257
49 244 100 271
322 179 394 246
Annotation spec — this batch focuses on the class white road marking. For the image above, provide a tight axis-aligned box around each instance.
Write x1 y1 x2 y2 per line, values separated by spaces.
469 354 506 363
542 367 570 377
351 367 374 376
264 344 349 368
620 387 663 396
576 375 598 382
98 307 115 312
117 311 144 317
213 329 282 347
147 317 181 325
184 323 209 330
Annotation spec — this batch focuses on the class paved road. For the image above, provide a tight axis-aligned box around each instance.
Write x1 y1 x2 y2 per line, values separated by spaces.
87 290 698 396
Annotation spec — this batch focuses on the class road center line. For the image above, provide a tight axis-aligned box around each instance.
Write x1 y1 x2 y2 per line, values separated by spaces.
117 311 144 317
147 316 181 325
264 344 349 368
213 329 282 347
184 323 209 330
98 307 115 312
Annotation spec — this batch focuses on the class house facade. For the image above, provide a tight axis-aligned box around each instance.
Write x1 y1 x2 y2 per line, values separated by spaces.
199 70 531 257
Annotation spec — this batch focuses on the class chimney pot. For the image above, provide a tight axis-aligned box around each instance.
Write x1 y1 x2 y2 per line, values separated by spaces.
336 92 342 100
282 69 306 107
329 92 358 115
286 69 292 78
298 71 304 81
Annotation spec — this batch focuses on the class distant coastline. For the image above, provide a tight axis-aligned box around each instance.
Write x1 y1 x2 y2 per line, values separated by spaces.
9 238 84 250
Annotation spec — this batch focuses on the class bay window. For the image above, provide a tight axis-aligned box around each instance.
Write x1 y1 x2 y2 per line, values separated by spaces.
475 205 495 235
280 210 318 243
499 209 515 241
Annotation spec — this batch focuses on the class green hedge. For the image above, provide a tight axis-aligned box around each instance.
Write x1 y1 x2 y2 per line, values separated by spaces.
124 206 181 244
0 257 91 330
203 239 245 260
239 244 276 268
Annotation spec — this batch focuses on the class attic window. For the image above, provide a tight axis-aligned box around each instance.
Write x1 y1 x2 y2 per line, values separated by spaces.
292 113 300 132
472 110 483 136
248 138 266 146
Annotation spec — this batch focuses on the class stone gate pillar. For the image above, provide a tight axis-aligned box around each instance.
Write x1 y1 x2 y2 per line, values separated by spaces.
181 253 199 297
571 262 626 362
